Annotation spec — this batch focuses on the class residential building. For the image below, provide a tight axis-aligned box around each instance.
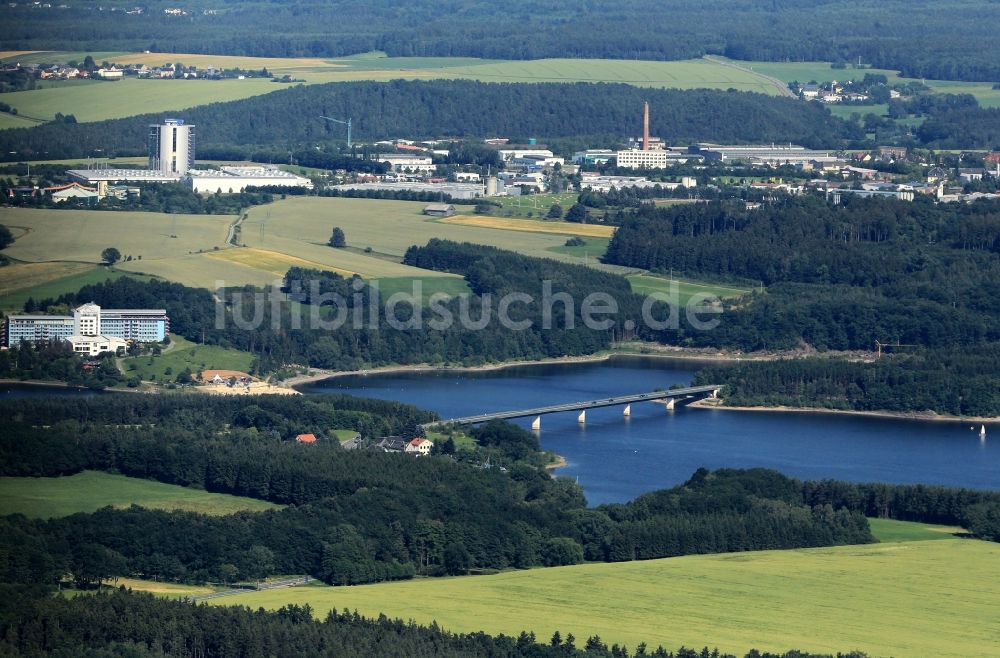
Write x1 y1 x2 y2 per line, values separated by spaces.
295 433 318 444
376 437 409 452
405 438 434 455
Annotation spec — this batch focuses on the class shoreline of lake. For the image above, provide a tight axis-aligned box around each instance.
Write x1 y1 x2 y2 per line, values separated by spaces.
691 399 1000 424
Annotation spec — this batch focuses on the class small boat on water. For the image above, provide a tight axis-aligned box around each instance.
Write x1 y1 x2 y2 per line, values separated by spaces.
981 424 987 439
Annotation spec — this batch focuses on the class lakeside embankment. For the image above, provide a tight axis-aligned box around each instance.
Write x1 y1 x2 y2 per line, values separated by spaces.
691 398 1000 424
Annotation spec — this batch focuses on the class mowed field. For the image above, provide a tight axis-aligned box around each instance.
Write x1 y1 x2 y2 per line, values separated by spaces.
241 197 621 268
0 471 280 518
0 262 148 311
0 207 231 264
217 536 1000 658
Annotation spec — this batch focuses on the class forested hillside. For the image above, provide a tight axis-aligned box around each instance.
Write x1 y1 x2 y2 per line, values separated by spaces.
0 80 862 161
3 0 999 81
0 395 874 587
604 195 1000 415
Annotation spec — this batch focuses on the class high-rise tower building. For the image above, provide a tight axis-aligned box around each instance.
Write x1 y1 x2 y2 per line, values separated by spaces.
148 118 195 174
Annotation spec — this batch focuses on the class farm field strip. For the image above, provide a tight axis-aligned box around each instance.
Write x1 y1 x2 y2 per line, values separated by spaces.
214 538 1000 658
205 247 357 278
438 214 615 238
0 260 94 296
0 471 281 518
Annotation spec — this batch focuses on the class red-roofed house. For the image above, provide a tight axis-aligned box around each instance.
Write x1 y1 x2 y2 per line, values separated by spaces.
404 437 434 456
295 433 317 444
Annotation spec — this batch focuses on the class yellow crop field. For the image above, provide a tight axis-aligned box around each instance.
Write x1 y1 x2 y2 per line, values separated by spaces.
217 537 1000 658
206 247 357 278
439 214 616 238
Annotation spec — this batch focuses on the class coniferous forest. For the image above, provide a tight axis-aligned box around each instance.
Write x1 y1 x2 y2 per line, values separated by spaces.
3 0 999 82
0 81 862 162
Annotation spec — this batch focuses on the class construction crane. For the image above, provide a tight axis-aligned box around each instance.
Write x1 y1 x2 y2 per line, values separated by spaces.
319 116 352 148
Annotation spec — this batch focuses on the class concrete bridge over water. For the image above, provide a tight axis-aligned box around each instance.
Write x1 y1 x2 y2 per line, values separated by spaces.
424 384 720 430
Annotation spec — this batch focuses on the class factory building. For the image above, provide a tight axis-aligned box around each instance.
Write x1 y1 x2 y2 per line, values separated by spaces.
688 143 841 166
614 149 671 169
374 154 436 173
149 118 195 175
184 166 314 193
329 181 489 200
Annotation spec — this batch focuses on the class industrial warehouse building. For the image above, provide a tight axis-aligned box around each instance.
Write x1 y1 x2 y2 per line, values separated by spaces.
5 303 169 352
688 143 841 166
66 120 311 194
184 166 314 193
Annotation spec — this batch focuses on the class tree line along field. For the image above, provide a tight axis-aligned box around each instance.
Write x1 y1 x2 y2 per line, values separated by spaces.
0 470 281 518
0 51 789 125
215 536 1000 658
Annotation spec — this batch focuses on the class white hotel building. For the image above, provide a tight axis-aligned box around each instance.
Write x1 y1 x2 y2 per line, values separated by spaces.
5 303 169 356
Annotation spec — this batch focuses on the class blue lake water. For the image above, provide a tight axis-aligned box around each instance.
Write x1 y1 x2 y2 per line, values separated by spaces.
301 356 1000 505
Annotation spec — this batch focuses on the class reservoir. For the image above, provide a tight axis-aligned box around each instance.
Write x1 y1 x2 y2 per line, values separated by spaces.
302 356 1000 505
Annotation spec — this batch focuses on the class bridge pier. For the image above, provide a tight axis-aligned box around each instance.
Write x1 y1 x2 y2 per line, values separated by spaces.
623 404 631 417
577 410 586 424
665 398 675 411
531 416 541 431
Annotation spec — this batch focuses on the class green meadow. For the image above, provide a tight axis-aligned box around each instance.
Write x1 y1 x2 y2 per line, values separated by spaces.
215 535 1000 658
627 273 750 305
0 471 281 518
121 335 255 382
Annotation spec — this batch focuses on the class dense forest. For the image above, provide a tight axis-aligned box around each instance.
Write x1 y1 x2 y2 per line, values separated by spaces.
3 0 999 81
601 195 1000 415
0 588 874 658
0 80 863 162
0 394 875 587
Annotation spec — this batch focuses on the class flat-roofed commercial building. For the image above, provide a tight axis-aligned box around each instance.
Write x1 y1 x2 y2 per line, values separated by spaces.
185 166 313 193
615 149 670 169
689 143 840 166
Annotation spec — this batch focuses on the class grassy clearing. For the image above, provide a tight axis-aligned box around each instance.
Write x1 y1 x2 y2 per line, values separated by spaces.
0 471 280 518
332 429 361 442
868 518 966 542
122 335 254 383
374 276 471 303
438 214 615 238
115 578 217 598
486 193 580 218
627 274 750 305
216 538 1000 658
546 237 610 259
736 60 902 85
0 265 147 312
